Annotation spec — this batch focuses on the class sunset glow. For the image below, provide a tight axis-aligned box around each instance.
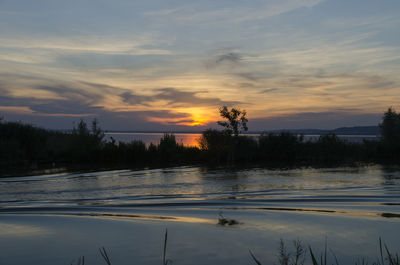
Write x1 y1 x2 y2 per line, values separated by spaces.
0 0 399 131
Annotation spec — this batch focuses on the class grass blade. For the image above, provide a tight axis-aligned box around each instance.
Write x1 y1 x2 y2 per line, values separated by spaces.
249 250 263 265
385 244 395 265
380 238 384 265
324 237 327 265
163 229 168 265
309 247 319 265
330 249 339 265
99 247 112 265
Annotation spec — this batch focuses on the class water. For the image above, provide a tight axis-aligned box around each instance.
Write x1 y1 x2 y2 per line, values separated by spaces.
105 132 201 146
105 132 379 146
0 166 399 265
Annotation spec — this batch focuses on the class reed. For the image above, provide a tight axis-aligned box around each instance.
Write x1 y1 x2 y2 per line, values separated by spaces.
68 236 398 265
99 247 112 265
250 238 399 265
163 229 168 265
71 256 85 265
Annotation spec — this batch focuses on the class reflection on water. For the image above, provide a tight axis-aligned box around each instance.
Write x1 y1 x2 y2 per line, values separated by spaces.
0 222 50 237
1 166 400 219
105 132 379 147
105 132 202 147
57 212 216 224
0 165 399 265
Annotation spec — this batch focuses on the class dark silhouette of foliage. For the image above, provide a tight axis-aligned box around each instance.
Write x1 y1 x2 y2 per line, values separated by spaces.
379 107 400 162
258 132 303 164
68 119 106 163
91 118 105 144
2 106 400 175
217 106 248 136
234 135 258 163
310 134 362 165
158 133 180 163
380 107 400 144
198 129 232 163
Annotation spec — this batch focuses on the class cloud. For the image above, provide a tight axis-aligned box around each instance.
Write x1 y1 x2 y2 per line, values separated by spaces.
238 82 257 88
234 72 263 81
0 106 197 131
54 52 170 70
29 101 103 115
216 52 242 64
145 0 323 24
136 110 190 119
322 14 396 29
205 50 244 69
0 76 239 129
0 0 398 132
36 84 100 102
0 76 238 128
362 75 396 90
120 92 152 106
0 93 102 116
260 88 279 93
0 34 170 55
0 34 173 74
250 111 382 131
156 87 238 106
0 79 117 115
121 87 240 107
164 119 196 125
0 79 200 129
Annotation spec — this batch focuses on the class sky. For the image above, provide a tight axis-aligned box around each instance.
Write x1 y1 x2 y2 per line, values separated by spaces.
0 0 399 131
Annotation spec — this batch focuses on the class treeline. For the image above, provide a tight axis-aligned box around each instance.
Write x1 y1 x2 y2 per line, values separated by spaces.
0 107 399 175
199 129 379 166
0 119 200 173
199 107 399 166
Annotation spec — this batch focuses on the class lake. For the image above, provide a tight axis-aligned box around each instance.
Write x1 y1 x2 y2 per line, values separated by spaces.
105 132 202 146
105 132 379 147
0 165 399 265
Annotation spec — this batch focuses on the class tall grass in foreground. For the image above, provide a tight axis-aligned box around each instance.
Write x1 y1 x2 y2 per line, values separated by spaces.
250 238 399 265
69 234 399 265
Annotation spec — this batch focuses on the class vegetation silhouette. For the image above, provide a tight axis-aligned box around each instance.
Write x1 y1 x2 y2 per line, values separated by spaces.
0 106 399 175
379 107 400 161
199 106 253 164
67 236 398 265
217 106 248 136
249 238 399 265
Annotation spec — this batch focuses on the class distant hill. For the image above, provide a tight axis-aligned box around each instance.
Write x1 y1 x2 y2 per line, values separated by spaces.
265 126 380 135
330 126 380 135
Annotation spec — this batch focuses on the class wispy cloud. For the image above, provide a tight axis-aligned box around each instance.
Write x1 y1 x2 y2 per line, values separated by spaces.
145 0 322 24
0 0 399 130
121 87 240 108
216 52 242 64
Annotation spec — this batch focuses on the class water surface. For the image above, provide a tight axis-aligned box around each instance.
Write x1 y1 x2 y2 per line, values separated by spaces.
0 166 399 264
105 132 379 146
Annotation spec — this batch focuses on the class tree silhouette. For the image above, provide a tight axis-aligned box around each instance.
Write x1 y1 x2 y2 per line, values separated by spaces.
380 107 400 144
217 106 248 136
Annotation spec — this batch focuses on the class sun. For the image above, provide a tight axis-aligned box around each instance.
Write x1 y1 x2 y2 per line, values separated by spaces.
180 108 214 126
146 107 217 127
182 118 209 126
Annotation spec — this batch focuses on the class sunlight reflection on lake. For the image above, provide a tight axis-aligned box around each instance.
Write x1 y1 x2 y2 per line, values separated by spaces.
0 165 399 265
105 132 379 147
105 132 202 147
0 222 50 237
